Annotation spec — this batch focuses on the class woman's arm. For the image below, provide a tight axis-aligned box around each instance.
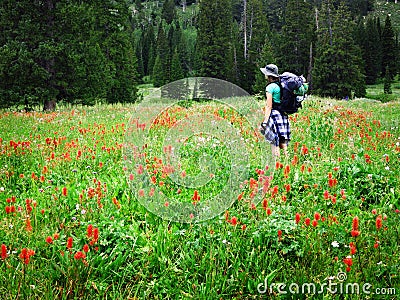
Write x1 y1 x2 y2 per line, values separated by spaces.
264 92 273 122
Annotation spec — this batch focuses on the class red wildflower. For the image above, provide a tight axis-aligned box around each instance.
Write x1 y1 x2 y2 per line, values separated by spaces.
351 230 360 237
328 178 337 188
350 242 357 255
46 236 53 244
278 230 282 239
295 213 301 224
112 197 121 209
266 207 272 216
262 199 268 210
25 218 32 231
19 248 35 264
374 241 379 249
67 237 73 250
62 187 67 197
343 257 353 268
192 190 200 204
249 178 258 190
83 244 89 253
224 210 229 222
314 212 321 221
271 185 278 197
305 218 311 226
301 145 308 155
1 244 7 260
237 192 244 201
230 216 237 226
352 216 359 231
90 227 99 245
241 224 247 231
283 165 290 178
312 219 318 227
74 251 86 260
376 216 382 230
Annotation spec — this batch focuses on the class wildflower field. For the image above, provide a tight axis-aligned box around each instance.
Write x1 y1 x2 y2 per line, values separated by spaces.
0 96 399 299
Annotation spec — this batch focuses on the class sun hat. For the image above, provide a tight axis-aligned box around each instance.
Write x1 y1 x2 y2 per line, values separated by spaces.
260 64 279 78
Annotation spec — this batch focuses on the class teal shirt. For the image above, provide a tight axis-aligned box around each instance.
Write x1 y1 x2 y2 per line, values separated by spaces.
265 82 281 104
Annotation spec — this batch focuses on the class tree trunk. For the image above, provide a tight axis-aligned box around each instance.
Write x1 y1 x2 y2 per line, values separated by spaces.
243 0 247 59
307 42 313 86
43 100 56 111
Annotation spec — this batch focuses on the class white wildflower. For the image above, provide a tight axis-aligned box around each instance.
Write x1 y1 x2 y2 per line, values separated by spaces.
331 241 340 248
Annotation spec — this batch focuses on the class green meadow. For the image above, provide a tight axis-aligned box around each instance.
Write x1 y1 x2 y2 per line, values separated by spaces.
0 94 399 299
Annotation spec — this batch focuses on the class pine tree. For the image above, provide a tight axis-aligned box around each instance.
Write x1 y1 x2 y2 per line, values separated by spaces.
153 55 164 88
312 1 365 99
262 0 288 31
381 15 397 79
253 40 275 95
161 48 189 99
143 25 156 76
170 48 184 82
92 0 139 104
197 0 234 81
162 0 177 25
153 24 171 86
0 0 140 109
278 0 315 76
359 17 381 85
384 66 392 94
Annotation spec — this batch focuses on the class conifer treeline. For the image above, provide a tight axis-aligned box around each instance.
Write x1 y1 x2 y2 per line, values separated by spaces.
0 0 399 109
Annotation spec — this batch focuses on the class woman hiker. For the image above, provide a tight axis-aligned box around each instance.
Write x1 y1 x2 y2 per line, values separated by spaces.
259 64 290 157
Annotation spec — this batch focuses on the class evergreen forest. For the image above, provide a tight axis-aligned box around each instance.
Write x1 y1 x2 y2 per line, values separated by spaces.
1 0 400 109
